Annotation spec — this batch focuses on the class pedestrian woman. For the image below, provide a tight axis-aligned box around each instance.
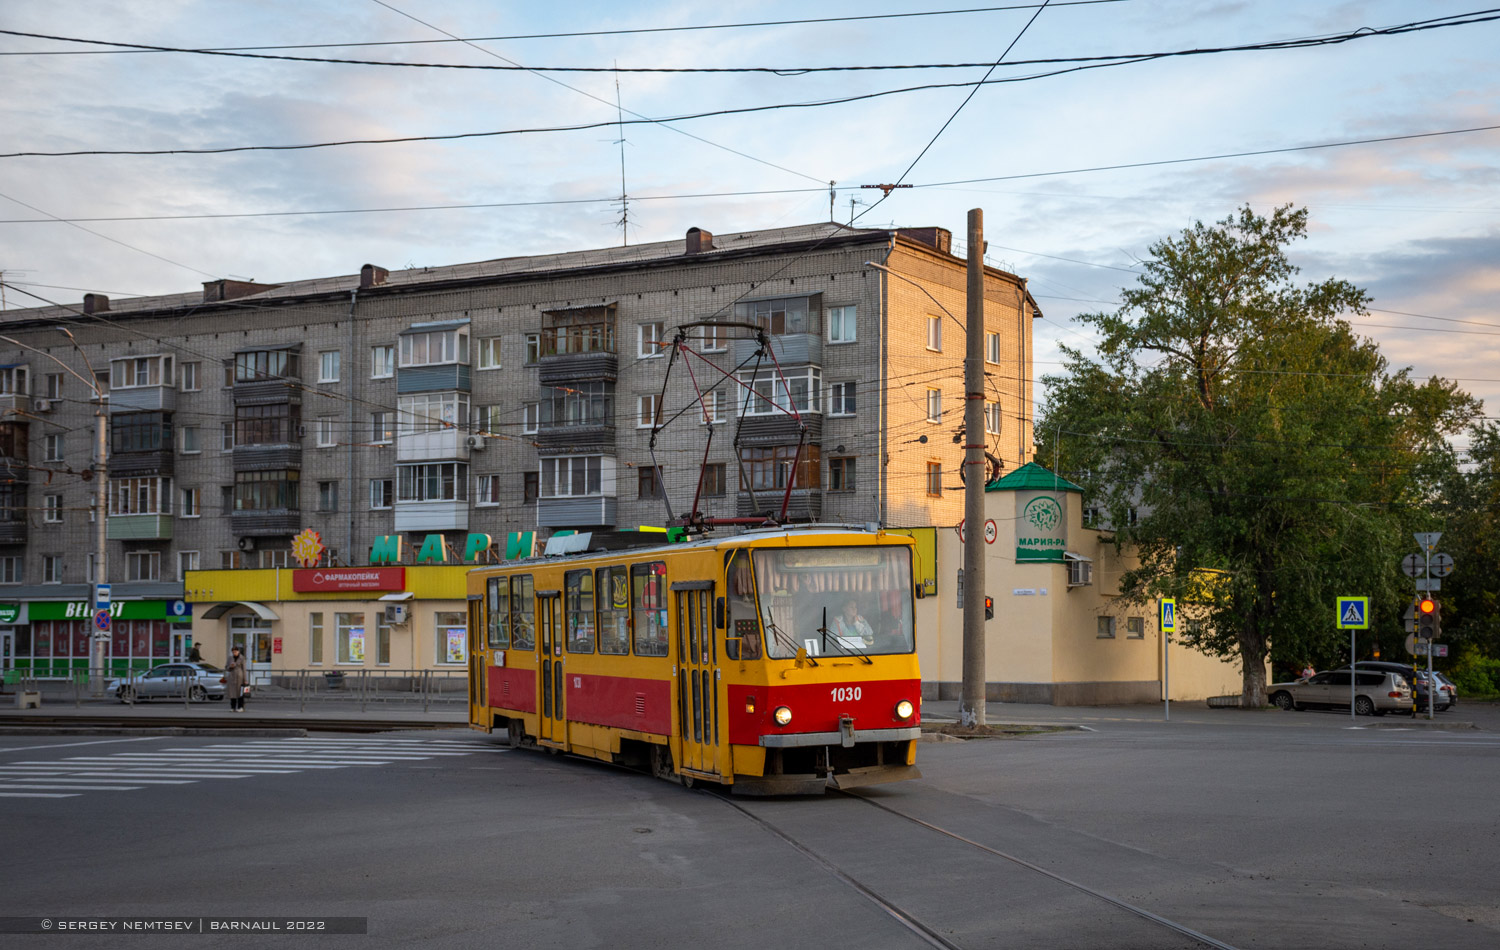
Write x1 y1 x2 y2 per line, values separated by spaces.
225 645 249 712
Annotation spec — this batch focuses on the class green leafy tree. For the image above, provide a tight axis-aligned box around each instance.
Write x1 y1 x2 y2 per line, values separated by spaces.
1038 206 1478 706
1433 421 1500 656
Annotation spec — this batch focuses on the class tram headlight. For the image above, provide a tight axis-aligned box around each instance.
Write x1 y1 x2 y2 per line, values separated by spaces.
894 700 914 721
773 705 793 726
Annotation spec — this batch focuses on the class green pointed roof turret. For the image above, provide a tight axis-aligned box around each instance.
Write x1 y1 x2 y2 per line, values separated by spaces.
985 461 1085 493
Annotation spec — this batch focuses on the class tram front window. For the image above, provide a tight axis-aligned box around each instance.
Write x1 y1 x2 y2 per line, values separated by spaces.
752 546 914 659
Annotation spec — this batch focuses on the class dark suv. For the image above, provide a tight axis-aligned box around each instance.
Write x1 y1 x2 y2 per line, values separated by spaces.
1338 661 1448 712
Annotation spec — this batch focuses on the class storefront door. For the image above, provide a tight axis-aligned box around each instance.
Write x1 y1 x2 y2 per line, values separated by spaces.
229 616 274 685
0 629 13 673
170 630 194 661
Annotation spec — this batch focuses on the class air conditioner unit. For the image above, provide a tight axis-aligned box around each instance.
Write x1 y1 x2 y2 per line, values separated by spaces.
383 604 409 624
32 398 52 412
237 537 256 552
466 435 485 450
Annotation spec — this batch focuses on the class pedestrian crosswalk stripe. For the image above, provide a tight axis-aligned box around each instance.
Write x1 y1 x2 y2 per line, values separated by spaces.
0 791 78 798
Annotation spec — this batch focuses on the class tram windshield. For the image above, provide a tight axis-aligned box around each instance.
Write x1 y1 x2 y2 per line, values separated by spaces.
751 546 915 659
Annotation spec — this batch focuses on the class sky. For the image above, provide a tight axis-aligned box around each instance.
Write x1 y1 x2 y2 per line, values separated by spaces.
2 0 1497 451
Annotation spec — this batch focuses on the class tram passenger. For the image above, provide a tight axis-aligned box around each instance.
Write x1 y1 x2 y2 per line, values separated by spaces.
832 598 875 647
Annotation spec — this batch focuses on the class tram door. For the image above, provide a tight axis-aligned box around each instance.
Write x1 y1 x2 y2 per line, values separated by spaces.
536 592 566 746
673 583 719 776
466 596 485 728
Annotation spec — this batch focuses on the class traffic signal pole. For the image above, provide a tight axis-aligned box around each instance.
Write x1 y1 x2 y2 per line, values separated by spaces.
959 208 987 728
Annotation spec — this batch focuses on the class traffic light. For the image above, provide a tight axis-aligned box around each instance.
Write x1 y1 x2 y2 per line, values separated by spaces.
984 596 994 621
1417 598 1439 639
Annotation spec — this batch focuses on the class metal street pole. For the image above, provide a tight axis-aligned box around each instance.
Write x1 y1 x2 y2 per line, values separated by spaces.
960 208 987 728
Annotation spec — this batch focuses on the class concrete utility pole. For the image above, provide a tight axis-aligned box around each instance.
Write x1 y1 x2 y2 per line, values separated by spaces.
959 208 987 727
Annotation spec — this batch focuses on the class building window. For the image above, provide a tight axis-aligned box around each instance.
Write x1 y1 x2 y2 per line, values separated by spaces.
739 367 822 416
222 422 234 451
180 487 200 518
258 548 291 569
43 494 63 523
219 550 245 570
318 481 339 512
829 457 856 492
397 392 469 435
110 413 170 454
44 434 63 461
985 331 1001 364
317 417 337 447
436 611 467 664
1127 617 1145 639
926 461 942 497
126 551 161 581
43 555 63 584
234 470 300 512
376 612 392 665
1097 616 1117 639
523 471 539 503
1127 507 1139 526
1083 506 1100 528
336 612 366 664
110 355 172 389
475 474 501 506
927 315 942 352
699 319 725 352
540 456 603 498
235 348 299 382
0 556 21 583
180 362 201 391
524 333 541 365
220 485 234 515
475 405 503 436
984 401 1002 435
370 344 394 379
698 390 727 425
735 296 818 336
638 466 662 499
522 402 539 434
178 425 200 454
541 305 616 356
370 478 394 510
540 382 612 429
638 322 664 358
110 476 172 515
235 402 300 445
177 550 199 578
309 613 324 665
43 373 62 399
399 327 468 367
637 394 659 428
476 337 503 369
829 381 856 416
371 411 394 443
926 388 942 423
742 445 820 491
700 463 726 497
828 305 856 343
396 462 469 502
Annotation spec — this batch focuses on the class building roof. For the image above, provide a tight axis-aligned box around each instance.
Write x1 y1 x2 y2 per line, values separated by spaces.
986 462 1085 494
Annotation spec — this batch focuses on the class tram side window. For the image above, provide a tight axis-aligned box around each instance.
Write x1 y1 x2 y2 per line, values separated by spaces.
631 561 669 657
487 576 510 649
565 569 595 653
596 565 630 655
724 549 761 660
511 575 536 650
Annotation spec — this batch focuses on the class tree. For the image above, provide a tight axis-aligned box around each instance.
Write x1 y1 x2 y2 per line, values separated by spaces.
1433 421 1500 656
1038 206 1478 706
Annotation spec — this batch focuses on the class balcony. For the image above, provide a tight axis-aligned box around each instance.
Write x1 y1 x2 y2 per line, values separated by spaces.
107 514 173 541
535 422 615 456
736 414 822 446
109 449 174 478
393 499 469 533
397 364 471 395
737 489 822 522
538 352 618 387
729 333 822 369
0 518 26 545
230 510 301 537
233 379 301 406
537 495 616 529
107 386 177 415
396 428 472 463
233 443 303 471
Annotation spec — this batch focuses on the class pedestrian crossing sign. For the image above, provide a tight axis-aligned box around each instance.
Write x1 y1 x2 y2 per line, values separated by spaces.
1159 598 1177 634
1336 596 1369 630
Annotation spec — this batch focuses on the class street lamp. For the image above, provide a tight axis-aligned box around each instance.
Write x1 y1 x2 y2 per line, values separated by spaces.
0 330 109 694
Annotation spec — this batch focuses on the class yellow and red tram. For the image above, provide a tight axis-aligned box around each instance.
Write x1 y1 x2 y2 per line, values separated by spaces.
465 525 922 794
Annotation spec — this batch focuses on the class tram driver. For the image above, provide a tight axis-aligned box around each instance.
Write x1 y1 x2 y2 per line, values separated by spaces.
832 597 876 648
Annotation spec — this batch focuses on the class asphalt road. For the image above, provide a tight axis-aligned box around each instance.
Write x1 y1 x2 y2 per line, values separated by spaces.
0 707 1496 949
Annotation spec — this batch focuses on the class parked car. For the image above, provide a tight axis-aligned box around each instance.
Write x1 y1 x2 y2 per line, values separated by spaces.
107 662 227 703
1339 661 1447 711
1267 670 1413 716
1432 671 1458 709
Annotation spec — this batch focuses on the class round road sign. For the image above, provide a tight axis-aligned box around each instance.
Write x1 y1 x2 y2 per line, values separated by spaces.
1400 554 1424 578
1430 553 1454 578
93 608 111 632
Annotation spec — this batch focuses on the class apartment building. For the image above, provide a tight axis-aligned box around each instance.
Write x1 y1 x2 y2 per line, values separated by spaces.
0 221 1037 677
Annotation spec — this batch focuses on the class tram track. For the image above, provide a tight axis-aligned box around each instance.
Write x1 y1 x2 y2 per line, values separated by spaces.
714 788 1240 950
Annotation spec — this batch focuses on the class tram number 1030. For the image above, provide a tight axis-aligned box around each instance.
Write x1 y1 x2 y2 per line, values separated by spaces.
831 686 863 702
